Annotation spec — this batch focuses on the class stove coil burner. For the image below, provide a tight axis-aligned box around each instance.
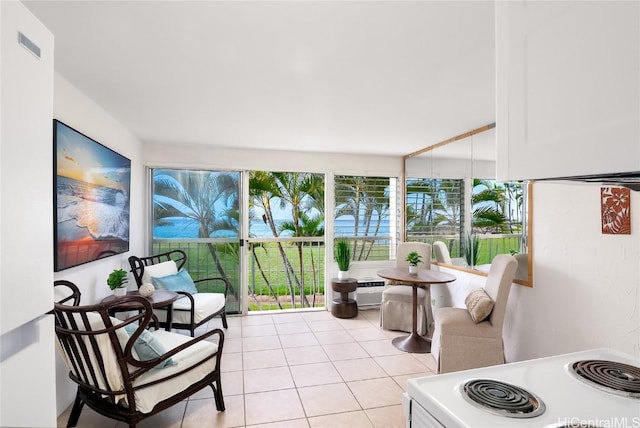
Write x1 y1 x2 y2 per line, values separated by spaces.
460 379 546 418
571 360 640 398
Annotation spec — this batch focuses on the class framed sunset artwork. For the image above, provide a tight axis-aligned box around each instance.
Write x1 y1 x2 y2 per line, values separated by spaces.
53 120 131 271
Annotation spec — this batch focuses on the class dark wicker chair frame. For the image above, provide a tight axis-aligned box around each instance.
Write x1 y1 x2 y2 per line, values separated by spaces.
128 249 230 336
53 280 225 428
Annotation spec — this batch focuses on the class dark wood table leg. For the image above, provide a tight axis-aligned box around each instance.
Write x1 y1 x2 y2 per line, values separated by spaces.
391 284 431 353
165 303 173 331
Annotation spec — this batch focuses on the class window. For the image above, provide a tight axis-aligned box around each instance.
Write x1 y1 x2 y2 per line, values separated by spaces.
406 177 526 268
406 178 464 257
334 175 399 261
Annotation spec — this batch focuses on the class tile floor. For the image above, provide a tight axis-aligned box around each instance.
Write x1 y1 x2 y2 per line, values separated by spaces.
57 307 437 427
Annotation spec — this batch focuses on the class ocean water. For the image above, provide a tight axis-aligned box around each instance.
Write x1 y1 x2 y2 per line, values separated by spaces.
153 216 390 238
56 175 130 241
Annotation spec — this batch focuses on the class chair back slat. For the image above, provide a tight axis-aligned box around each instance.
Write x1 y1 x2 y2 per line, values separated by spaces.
54 279 82 306
53 297 152 401
54 305 126 400
128 249 187 286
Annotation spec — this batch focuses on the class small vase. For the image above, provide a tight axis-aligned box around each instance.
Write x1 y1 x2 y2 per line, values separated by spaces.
113 287 127 297
338 270 349 280
408 265 418 274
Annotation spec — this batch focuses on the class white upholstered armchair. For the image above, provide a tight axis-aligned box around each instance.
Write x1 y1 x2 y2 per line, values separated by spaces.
379 242 432 336
431 254 518 373
433 241 452 264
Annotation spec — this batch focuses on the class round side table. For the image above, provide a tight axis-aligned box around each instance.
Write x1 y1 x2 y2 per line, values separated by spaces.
102 290 178 331
331 278 358 319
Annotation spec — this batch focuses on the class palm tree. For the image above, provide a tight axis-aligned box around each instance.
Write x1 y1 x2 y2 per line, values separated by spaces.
406 178 435 231
271 172 324 308
248 242 283 310
249 171 325 309
431 179 463 236
502 181 523 233
153 170 239 296
249 171 297 306
279 212 325 306
335 176 365 258
472 179 507 233
335 176 390 261
359 178 390 260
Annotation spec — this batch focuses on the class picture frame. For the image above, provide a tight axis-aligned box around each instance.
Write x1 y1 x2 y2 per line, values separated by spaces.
601 186 631 235
53 120 131 271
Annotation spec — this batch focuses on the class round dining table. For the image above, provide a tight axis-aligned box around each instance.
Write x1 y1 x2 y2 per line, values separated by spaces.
377 267 456 353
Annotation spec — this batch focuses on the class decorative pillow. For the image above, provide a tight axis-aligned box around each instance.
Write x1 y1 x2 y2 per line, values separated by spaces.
141 260 178 285
151 268 198 294
124 325 176 369
465 289 494 323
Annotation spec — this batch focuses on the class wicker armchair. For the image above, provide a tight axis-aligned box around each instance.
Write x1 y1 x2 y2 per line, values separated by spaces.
53 280 225 428
128 249 229 336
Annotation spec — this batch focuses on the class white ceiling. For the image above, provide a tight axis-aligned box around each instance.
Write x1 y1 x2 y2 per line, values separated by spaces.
25 1 496 157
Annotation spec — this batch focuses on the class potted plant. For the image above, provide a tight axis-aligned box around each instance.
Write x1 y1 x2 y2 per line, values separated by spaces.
107 268 128 296
405 251 423 274
334 238 351 280
462 233 480 267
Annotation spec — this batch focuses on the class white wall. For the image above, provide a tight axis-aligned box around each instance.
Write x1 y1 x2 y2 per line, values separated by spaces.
52 72 146 414
505 181 639 360
143 142 402 177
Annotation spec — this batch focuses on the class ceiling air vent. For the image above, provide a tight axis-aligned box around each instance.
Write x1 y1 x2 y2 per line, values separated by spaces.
18 32 41 59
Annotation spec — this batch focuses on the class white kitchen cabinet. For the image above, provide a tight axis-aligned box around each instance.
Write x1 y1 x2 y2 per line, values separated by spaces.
496 1 640 181
0 1 56 426
1 0 54 334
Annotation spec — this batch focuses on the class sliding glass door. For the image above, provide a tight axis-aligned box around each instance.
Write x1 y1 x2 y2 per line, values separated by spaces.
247 171 325 312
150 168 242 314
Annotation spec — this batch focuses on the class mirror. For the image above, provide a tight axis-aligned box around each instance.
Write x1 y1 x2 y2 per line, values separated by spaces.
403 124 533 287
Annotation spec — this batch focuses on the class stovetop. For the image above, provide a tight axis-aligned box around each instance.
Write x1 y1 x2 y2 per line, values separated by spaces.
569 359 640 398
407 348 640 428
459 378 546 418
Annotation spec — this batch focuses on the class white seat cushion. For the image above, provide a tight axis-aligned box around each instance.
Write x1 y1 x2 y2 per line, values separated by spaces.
435 307 498 338
154 293 226 325
382 285 426 303
130 330 219 413
380 285 428 335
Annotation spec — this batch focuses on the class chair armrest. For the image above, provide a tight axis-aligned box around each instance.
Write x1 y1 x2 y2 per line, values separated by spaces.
193 276 230 297
126 326 225 380
174 290 195 301
114 296 224 362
